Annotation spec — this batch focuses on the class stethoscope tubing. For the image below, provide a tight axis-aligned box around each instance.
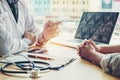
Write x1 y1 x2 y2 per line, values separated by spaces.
0 58 76 74
0 61 50 74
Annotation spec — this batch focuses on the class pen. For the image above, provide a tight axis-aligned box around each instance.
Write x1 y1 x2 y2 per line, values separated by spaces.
27 54 54 60
55 58 76 70
50 42 77 49
61 58 76 67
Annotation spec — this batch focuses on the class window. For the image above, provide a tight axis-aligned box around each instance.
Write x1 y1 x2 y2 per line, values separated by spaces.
76 1 78 4
72 1 75 5
82 1 85 4
53 1 56 4
63 1 65 4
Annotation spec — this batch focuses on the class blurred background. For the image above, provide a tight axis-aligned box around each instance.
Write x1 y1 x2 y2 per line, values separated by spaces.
24 0 120 42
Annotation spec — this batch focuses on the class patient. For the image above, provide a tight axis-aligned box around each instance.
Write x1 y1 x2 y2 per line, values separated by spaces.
77 39 120 77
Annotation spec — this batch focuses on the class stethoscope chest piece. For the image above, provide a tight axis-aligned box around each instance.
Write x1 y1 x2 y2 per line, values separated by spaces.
30 68 41 78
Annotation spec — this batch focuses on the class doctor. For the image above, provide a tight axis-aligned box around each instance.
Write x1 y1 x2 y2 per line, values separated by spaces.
0 0 61 56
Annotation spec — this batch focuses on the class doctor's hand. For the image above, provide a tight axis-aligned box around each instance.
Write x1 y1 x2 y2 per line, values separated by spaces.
37 21 61 46
42 21 62 41
42 21 61 40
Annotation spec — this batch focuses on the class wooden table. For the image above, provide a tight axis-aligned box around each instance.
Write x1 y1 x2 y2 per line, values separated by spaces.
0 43 119 80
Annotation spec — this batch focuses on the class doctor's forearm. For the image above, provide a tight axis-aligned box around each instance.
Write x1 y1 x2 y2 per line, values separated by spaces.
0 32 29 56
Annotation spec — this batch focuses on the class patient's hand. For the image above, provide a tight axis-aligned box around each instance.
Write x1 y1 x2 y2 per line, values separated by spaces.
88 39 100 52
78 42 95 58
77 41 104 65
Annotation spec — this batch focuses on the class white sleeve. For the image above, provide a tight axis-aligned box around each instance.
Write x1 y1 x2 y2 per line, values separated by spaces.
0 19 29 56
100 53 120 77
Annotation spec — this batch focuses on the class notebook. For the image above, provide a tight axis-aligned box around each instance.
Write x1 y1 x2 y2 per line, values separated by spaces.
50 12 119 48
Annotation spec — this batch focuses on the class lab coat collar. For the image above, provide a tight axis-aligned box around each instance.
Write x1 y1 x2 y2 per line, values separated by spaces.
1 0 18 25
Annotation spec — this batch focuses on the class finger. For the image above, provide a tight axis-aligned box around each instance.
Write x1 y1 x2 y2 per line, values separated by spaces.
76 45 80 51
45 21 62 28
47 26 59 30
45 29 59 35
82 39 89 46
46 27 60 34
83 42 88 48
45 21 54 26
54 21 62 25
77 45 83 56
50 21 62 26
89 39 97 49
79 41 86 48
49 22 54 26
82 41 88 48
89 39 95 45
84 42 94 50
77 45 82 51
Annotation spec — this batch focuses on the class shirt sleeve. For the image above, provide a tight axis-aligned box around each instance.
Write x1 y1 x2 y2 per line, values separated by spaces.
0 27 29 56
100 53 120 77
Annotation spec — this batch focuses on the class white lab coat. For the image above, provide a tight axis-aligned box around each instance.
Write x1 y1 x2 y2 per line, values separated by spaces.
0 0 40 56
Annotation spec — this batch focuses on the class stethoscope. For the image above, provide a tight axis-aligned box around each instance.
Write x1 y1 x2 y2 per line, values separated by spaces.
0 60 60 78
0 54 66 78
1 60 64 72
0 55 75 78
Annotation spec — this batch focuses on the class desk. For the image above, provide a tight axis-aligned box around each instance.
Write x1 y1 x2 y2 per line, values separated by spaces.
0 43 119 80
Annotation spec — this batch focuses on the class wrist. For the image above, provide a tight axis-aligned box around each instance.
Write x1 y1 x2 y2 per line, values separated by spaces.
41 32 50 41
23 38 32 45
89 51 104 65
37 33 49 46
